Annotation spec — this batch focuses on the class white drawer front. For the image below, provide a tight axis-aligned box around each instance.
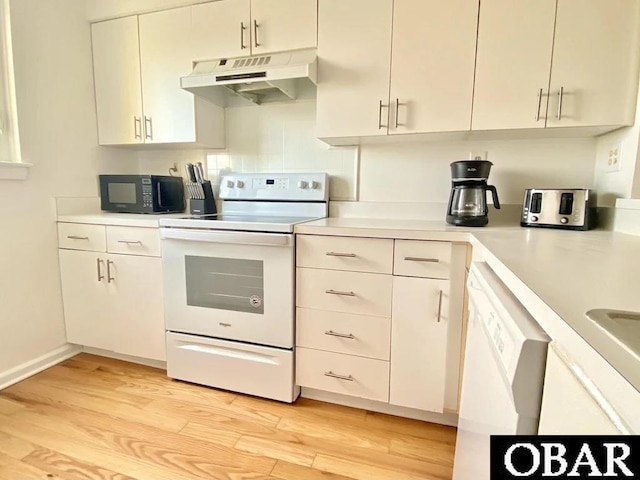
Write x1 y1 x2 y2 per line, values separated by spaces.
296 268 392 318
394 240 452 279
297 235 394 274
107 226 161 257
58 223 106 252
296 308 391 360
167 332 296 403
296 347 390 402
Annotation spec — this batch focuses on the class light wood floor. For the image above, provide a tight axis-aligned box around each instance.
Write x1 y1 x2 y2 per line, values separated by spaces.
0 353 456 480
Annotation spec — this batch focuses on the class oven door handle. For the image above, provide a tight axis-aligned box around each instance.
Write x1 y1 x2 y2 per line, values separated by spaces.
160 228 293 247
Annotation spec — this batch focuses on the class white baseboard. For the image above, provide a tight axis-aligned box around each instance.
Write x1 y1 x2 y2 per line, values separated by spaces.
82 347 167 370
0 344 82 390
301 387 459 427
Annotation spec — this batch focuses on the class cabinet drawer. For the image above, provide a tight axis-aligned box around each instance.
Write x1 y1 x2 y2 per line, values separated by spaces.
297 235 394 274
107 226 161 257
296 308 391 360
296 347 390 402
58 223 106 252
296 268 392 317
394 240 452 279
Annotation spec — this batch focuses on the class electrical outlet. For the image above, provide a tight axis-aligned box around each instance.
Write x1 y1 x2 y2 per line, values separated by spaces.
606 142 622 173
469 151 487 161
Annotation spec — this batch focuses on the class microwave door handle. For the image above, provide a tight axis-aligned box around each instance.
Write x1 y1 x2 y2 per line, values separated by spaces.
156 182 165 208
486 185 501 210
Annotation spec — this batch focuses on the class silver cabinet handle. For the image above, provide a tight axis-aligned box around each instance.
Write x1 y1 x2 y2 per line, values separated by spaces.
324 330 355 339
96 258 105 282
535 88 543 122
378 100 388 129
326 252 357 258
144 116 153 140
326 289 356 297
404 256 440 263
437 289 444 323
106 259 115 283
253 20 260 48
67 235 89 240
324 371 354 381
556 86 564 120
117 240 142 245
394 98 404 128
134 116 142 139
240 22 246 50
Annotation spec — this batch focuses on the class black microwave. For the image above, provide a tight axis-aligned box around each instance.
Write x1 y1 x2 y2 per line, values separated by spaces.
99 175 185 213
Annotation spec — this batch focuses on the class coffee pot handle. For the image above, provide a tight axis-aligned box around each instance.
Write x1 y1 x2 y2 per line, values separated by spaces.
486 185 501 210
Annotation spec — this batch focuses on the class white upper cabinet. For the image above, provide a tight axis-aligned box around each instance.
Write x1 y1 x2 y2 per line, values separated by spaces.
472 0 556 130
92 9 224 147
389 0 478 134
192 0 317 61
92 16 144 145
316 0 393 139
546 0 640 129
192 0 251 61
317 0 477 140
473 0 640 131
250 0 318 55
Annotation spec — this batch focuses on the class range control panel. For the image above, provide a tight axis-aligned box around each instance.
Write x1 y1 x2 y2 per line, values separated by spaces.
219 173 329 202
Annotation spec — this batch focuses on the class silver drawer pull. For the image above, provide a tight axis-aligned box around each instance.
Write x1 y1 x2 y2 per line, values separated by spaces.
325 289 356 297
326 252 357 258
67 235 89 240
324 330 355 339
117 240 142 245
437 289 444 323
324 371 354 381
404 256 440 263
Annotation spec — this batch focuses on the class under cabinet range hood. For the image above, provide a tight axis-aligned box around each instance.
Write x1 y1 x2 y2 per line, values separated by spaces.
181 49 317 107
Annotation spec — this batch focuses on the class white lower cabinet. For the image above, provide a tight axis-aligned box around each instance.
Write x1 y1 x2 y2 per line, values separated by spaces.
390 276 449 413
58 223 166 361
295 234 467 417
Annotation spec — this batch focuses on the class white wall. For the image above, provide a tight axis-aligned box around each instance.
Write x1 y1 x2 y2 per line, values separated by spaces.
0 0 135 373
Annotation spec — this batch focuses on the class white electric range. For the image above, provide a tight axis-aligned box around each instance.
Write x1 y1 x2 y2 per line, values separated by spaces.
159 173 328 402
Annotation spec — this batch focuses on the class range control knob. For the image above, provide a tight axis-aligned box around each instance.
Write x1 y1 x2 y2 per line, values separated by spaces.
560 217 569 224
309 180 319 189
531 216 539 222
226 180 235 188
298 180 308 189
236 180 245 188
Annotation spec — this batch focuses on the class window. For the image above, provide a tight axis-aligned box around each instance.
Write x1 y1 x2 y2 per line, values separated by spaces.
0 0 26 179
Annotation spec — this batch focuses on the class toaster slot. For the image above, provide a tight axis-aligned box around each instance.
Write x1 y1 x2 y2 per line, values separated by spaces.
559 193 574 215
530 192 543 214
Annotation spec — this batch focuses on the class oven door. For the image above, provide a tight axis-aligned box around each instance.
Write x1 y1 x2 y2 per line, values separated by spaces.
161 228 294 349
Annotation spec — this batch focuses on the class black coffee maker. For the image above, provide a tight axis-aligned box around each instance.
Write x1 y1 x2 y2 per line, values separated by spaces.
446 160 500 227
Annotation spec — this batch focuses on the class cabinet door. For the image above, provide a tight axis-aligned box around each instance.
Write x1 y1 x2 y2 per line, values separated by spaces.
250 0 317 54
59 250 113 351
109 254 166 361
91 16 143 145
192 0 251 61
472 0 556 130
546 0 640 128
390 276 449 413
316 0 393 139
389 0 478 134
139 7 197 144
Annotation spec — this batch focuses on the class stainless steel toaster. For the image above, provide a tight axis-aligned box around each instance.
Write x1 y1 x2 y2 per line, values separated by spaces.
521 189 597 230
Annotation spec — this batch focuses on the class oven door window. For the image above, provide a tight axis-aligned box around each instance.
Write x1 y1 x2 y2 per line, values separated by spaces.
185 256 264 314
107 182 137 205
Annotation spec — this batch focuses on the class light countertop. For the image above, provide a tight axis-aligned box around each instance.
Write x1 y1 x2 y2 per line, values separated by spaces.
296 217 640 393
57 213 187 228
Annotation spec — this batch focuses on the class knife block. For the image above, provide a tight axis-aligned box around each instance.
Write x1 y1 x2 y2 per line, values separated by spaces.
189 181 217 216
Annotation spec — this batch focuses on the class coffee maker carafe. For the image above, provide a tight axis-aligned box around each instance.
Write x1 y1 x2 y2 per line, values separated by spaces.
446 160 500 227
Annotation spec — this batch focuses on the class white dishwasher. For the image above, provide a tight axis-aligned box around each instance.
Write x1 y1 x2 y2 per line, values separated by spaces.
453 262 550 480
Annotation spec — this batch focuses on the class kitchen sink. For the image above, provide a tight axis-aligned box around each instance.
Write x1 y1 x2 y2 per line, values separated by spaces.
585 309 640 360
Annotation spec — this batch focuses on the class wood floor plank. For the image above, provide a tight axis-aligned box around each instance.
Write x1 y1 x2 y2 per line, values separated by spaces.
0 397 25 415
270 460 357 480
0 430 37 459
178 422 243 449
364 411 457 443
22 447 136 480
235 435 316 467
0 451 54 480
313 454 445 480
390 435 455 466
